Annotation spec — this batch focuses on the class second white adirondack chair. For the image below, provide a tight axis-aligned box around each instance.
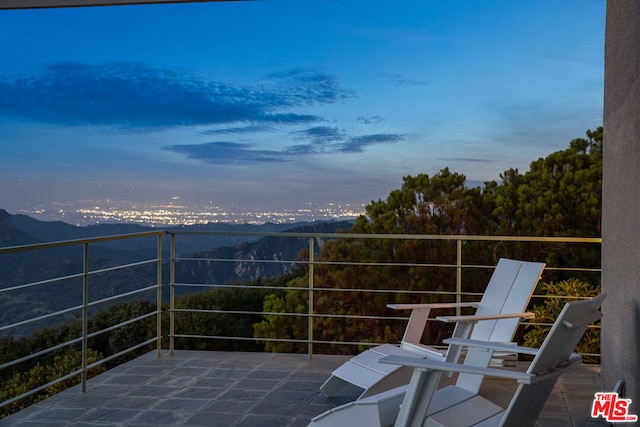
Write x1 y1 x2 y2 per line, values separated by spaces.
384 293 605 427
320 258 545 399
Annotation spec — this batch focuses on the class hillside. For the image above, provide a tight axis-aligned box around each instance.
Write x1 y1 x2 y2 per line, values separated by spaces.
0 209 354 336
173 221 352 288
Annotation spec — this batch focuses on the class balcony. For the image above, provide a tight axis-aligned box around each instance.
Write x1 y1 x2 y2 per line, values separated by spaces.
0 351 603 426
0 230 604 425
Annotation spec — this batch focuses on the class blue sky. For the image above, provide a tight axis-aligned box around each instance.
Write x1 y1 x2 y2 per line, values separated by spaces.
0 0 605 217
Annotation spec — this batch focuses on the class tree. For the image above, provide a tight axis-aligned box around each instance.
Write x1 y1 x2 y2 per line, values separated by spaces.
254 127 603 354
491 127 602 277
493 128 602 238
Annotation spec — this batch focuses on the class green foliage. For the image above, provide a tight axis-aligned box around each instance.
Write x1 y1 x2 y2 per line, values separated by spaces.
88 299 159 368
172 284 271 351
493 128 602 238
0 348 105 418
524 279 601 363
253 275 308 353
253 127 603 354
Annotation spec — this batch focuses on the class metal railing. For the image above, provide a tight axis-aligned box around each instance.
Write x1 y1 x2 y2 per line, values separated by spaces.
0 231 165 411
0 230 601 412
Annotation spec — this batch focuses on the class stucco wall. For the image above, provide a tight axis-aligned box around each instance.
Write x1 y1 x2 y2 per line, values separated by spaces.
602 0 640 408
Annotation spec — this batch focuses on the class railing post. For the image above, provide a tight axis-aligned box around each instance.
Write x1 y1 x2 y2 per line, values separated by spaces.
308 237 314 358
156 234 163 356
456 239 462 316
170 233 176 355
81 242 89 393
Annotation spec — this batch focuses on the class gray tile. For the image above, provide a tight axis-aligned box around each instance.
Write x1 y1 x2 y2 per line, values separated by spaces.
202 399 256 414
146 375 195 387
251 400 307 416
279 380 325 392
105 396 158 410
166 366 209 377
128 409 193 425
55 387 117 408
3 422 67 426
179 358 222 368
250 369 292 380
234 379 281 390
173 387 225 399
0 351 603 427
189 377 230 388
205 368 251 379
81 383 131 396
127 384 177 398
18 407 87 423
123 365 172 376
217 389 269 401
263 389 318 403
186 411 242 426
152 398 209 412
235 414 291 427
103 374 150 386
76 407 140 423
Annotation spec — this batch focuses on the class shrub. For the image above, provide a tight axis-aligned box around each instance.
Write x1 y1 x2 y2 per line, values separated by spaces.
523 278 601 363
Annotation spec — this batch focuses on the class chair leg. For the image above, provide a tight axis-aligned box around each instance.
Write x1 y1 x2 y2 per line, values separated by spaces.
395 367 443 427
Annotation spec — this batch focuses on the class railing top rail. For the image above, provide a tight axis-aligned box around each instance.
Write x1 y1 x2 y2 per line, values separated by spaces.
0 229 601 255
167 229 602 243
0 230 165 255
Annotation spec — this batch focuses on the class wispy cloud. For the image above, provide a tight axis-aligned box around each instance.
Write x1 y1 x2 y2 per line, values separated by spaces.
0 62 352 129
201 125 277 135
299 126 346 144
164 142 287 164
0 61 409 165
357 115 384 124
340 133 406 153
380 72 429 86
164 131 407 164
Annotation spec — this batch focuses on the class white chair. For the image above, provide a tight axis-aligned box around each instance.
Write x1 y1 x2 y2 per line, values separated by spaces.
385 293 606 427
309 293 604 427
320 259 545 399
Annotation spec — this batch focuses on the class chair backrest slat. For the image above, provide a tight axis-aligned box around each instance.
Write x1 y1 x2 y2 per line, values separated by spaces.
499 293 605 426
472 259 545 343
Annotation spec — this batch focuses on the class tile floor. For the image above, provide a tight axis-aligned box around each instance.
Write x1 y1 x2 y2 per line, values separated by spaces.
0 350 610 426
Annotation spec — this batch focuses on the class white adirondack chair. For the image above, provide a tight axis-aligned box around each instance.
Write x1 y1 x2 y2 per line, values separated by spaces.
384 293 606 427
320 258 545 399
308 294 604 427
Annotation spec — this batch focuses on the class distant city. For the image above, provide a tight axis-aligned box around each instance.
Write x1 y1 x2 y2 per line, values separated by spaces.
11 199 366 226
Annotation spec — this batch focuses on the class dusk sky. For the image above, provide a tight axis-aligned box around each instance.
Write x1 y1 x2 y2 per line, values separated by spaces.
0 0 605 221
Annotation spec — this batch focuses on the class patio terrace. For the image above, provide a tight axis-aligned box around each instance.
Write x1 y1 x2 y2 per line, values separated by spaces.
0 230 605 425
0 350 607 427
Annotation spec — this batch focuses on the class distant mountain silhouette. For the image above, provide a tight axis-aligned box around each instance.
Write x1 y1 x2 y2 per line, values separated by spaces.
173 221 353 288
0 208 354 336
0 209 39 247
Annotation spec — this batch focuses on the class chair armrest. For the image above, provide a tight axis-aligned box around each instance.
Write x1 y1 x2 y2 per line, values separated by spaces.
380 353 581 385
387 302 479 311
380 355 534 382
443 337 539 356
435 312 535 323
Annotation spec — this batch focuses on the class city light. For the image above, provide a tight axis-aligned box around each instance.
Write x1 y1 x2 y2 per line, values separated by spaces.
15 200 365 226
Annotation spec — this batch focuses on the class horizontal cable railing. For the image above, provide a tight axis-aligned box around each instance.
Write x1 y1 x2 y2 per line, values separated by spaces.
0 231 165 414
0 229 601 415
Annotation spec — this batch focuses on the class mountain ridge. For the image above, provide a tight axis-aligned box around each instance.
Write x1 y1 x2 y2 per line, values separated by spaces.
0 208 354 337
